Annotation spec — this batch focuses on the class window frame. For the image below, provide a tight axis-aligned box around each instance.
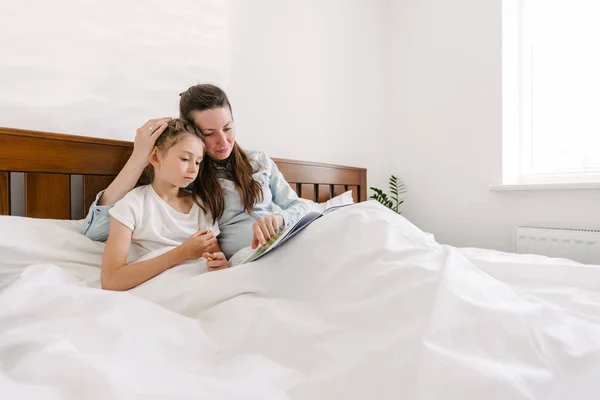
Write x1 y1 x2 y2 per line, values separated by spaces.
502 0 600 186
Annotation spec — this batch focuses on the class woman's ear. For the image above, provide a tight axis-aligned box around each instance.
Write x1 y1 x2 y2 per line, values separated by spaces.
149 147 160 168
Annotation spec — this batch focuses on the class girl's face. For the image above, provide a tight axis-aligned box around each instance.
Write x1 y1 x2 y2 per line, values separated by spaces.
190 107 236 161
152 134 205 188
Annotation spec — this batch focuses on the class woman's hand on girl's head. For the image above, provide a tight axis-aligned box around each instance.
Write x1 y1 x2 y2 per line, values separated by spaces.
251 214 284 249
132 117 172 164
179 229 216 261
203 252 229 271
95 117 172 207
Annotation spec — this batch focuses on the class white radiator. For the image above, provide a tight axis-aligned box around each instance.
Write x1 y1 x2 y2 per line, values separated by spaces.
514 227 600 265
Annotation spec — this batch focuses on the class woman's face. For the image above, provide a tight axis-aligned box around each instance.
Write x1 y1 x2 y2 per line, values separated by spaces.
190 107 236 161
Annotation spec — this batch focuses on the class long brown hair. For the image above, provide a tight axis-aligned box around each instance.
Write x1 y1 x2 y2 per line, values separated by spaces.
140 118 207 212
180 84 262 222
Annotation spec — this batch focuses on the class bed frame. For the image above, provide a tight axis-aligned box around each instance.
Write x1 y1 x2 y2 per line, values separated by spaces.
0 127 367 219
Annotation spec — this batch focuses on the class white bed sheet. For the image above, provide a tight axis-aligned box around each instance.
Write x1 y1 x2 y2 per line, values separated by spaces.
1 202 599 399
0 217 103 290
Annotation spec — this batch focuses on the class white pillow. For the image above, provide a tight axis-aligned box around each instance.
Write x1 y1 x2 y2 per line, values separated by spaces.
313 190 355 213
0 216 104 290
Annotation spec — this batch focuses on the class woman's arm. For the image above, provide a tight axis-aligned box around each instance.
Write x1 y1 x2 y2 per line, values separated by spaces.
82 118 170 241
100 118 171 205
251 152 314 247
101 219 219 291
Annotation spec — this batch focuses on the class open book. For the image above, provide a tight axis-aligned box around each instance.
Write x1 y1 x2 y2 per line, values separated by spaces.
242 204 351 264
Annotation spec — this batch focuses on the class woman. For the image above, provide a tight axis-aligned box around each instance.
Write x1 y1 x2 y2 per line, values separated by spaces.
83 84 312 259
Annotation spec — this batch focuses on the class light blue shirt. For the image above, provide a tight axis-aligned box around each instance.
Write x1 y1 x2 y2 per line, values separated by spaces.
82 150 313 258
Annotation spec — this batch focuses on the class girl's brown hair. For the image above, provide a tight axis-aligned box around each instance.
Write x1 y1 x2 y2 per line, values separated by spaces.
180 84 262 222
141 118 207 211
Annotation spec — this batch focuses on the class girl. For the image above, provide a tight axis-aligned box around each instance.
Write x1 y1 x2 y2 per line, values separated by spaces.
101 119 228 291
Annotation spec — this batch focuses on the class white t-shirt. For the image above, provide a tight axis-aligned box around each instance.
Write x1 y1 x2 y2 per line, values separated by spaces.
109 185 220 263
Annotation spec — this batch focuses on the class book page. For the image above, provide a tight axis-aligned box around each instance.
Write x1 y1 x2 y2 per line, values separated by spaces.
242 211 323 263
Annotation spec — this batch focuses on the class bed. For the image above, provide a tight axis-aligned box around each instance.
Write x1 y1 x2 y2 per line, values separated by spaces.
1 127 600 400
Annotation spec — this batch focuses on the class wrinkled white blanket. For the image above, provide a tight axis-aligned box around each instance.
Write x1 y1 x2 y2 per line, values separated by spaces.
1 202 599 399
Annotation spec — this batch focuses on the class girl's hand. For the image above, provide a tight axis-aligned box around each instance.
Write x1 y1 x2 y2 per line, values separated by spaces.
251 214 284 249
179 230 216 261
203 252 229 271
132 117 172 164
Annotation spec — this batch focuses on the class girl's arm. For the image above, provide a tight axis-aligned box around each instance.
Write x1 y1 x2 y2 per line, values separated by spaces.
101 218 218 291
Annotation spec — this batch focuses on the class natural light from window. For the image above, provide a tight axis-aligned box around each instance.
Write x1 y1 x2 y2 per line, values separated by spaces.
503 0 600 185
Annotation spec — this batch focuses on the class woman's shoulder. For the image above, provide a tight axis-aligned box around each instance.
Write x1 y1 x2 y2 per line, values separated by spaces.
245 149 267 161
245 149 272 171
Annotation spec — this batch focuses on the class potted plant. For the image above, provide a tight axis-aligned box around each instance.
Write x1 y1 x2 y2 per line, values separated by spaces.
369 175 406 214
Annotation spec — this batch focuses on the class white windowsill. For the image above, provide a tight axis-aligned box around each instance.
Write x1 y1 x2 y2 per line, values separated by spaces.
490 182 600 192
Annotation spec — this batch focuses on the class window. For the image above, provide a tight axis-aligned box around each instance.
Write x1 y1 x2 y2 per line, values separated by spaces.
503 0 600 185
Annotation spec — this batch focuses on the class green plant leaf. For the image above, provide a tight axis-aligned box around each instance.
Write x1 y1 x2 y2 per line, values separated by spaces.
371 176 406 214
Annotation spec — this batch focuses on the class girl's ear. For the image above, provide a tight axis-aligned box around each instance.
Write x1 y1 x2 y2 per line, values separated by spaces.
149 147 160 168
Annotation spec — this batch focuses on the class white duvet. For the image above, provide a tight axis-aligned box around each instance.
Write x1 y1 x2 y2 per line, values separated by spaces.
1 202 599 399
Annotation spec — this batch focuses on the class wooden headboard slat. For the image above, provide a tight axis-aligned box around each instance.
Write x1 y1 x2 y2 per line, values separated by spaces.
0 172 9 215
299 184 315 202
318 184 330 203
0 127 367 219
25 173 71 219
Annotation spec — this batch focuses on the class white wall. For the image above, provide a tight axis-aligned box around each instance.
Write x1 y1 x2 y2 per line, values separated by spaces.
386 0 600 251
0 0 229 138
227 0 387 191
0 0 388 193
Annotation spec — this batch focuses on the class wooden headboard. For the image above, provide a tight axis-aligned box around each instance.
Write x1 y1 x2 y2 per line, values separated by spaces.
0 127 367 219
